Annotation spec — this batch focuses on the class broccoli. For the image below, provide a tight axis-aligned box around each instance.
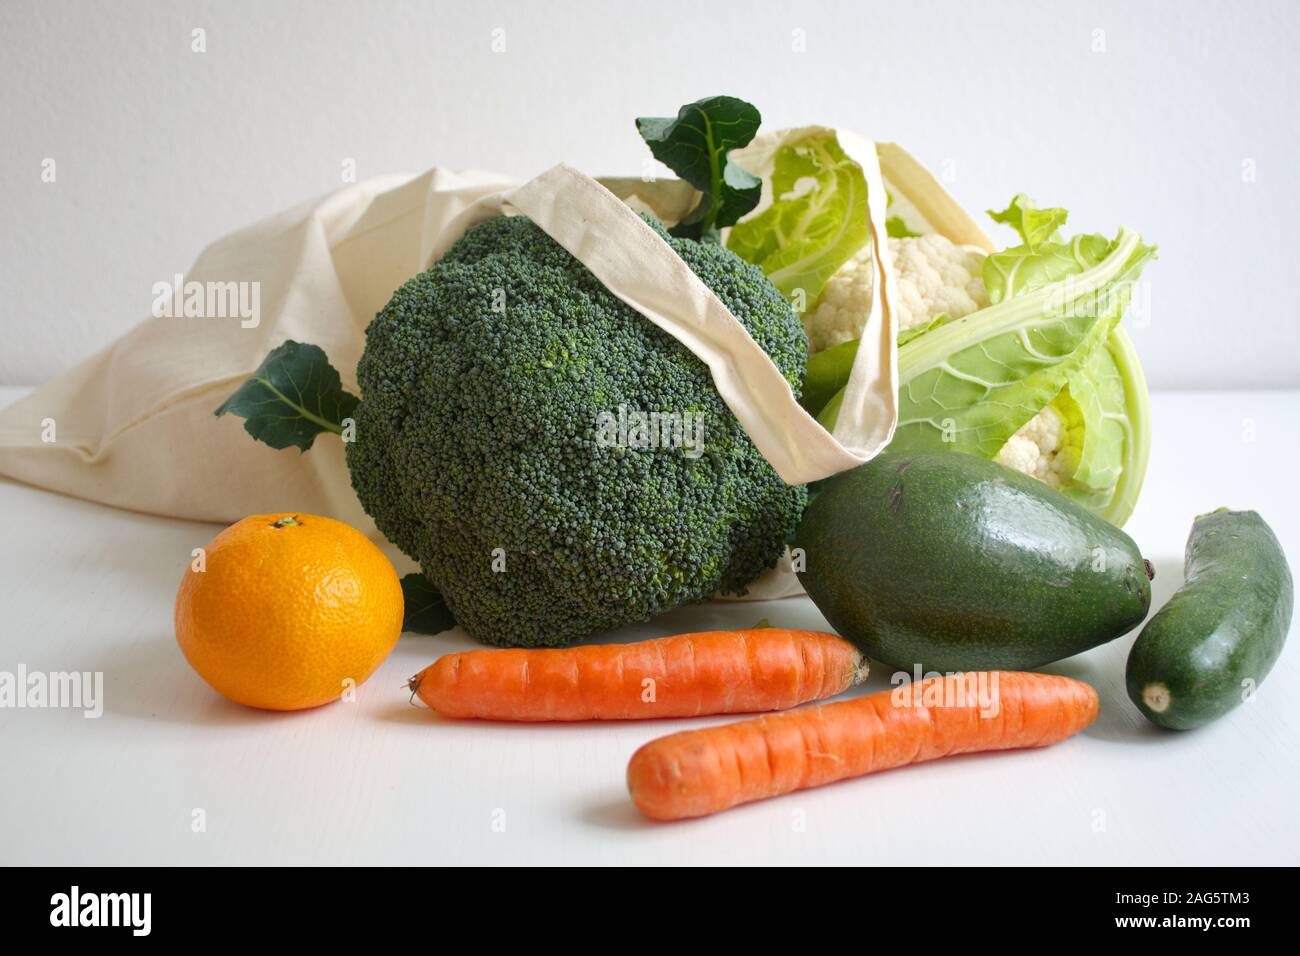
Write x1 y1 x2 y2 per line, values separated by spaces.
346 213 808 647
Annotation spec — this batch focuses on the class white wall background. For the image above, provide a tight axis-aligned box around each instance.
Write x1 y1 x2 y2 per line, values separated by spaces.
1 0 1297 387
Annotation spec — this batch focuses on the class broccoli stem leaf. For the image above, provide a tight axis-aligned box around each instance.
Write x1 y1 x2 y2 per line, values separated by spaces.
400 573 457 635
214 339 358 452
636 95 762 242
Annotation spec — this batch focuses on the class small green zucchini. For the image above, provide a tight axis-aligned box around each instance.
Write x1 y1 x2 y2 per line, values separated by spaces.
1126 509 1292 729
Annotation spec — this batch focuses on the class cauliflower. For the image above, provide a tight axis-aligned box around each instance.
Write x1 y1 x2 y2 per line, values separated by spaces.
995 404 1073 487
804 234 989 352
806 232 1070 487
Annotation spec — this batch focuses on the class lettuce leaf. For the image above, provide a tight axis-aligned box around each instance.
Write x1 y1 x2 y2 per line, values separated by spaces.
726 131 869 304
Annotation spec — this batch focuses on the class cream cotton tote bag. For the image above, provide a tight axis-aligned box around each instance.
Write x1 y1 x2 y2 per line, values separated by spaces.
0 132 992 598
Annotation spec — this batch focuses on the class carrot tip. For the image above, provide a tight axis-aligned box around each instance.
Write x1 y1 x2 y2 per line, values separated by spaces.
406 673 423 705
851 656 870 686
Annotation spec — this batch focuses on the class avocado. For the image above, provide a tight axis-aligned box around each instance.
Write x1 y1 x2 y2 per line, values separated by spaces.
795 451 1152 672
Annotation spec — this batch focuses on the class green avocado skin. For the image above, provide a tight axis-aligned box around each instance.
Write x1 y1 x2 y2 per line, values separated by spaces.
795 451 1152 672
1126 509 1293 730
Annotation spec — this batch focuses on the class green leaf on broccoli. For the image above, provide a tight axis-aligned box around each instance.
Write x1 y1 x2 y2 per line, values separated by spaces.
214 340 358 452
636 95 762 243
401 573 457 636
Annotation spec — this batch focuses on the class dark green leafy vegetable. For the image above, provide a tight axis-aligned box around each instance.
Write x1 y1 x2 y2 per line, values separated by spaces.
401 573 457 636
636 96 762 242
214 340 358 452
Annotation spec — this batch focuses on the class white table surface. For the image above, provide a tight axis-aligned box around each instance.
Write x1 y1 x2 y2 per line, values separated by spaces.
1 387 1296 866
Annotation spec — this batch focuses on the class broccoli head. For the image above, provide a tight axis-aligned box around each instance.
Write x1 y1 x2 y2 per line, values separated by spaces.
346 213 808 646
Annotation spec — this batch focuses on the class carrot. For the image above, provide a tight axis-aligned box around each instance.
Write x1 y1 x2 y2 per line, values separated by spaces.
408 629 867 721
627 671 1099 820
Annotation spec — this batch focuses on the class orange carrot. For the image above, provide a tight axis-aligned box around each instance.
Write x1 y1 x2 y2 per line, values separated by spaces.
408 629 867 721
627 671 1099 820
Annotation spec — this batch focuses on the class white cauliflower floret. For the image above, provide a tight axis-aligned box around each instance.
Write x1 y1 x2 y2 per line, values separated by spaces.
996 405 1073 487
807 231 1074 489
804 234 989 352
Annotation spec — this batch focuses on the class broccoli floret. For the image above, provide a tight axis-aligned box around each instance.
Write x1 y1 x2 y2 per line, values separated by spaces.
347 213 808 647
